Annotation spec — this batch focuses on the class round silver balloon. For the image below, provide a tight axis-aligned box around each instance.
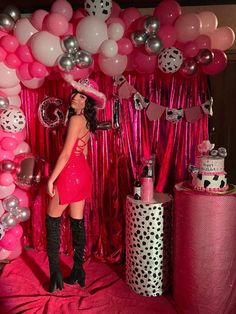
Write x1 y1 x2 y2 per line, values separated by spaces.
15 207 31 222
3 5 21 22
1 212 18 228
0 160 16 172
2 195 19 212
131 30 148 48
0 13 15 33
57 53 75 72
196 49 214 65
145 36 163 55
75 50 93 69
0 96 9 109
144 16 160 34
61 35 79 54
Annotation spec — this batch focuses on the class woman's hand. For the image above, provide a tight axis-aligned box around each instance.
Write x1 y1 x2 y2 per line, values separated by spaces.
47 179 55 198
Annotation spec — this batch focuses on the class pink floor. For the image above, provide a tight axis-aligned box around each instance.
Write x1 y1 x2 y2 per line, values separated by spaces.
0 250 177 314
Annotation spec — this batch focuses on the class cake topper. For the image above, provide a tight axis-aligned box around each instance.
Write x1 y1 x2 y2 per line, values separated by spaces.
198 140 215 154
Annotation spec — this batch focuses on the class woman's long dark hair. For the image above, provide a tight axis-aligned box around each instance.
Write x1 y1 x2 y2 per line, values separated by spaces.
67 89 98 133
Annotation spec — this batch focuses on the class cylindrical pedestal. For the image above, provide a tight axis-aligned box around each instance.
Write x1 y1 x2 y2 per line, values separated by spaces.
126 193 172 296
173 182 236 314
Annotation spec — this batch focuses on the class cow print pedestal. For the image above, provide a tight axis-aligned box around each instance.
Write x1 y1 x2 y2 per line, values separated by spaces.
126 193 172 296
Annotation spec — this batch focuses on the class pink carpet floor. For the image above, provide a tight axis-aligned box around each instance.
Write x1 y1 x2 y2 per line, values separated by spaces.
0 250 177 314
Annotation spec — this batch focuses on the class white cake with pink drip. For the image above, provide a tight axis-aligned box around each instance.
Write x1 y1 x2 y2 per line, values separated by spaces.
190 141 228 192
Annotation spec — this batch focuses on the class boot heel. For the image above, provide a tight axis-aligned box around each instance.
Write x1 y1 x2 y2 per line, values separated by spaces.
49 271 64 292
64 267 85 287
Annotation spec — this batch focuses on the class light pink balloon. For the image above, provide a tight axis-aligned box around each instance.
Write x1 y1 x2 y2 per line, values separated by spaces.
131 49 156 74
0 148 14 162
0 201 4 216
76 16 108 54
106 17 125 30
98 53 127 76
0 84 21 96
0 231 17 250
44 13 69 36
7 239 22 260
158 25 177 48
183 41 199 58
110 1 121 18
210 27 235 51
119 7 142 29
16 45 34 63
14 18 38 45
100 39 118 58
198 11 218 35
154 0 181 25
0 183 15 199
0 35 19 53
175 13 202 43
0 47 7 62
30 10 49 31
1 137 18 151
7 95 21 107
0 248 11 260
30 31 63 66
5 53 22 69
51 0 73 21
108 23 124 41
117 38 133 55
29 61 48 78
17 63 33 81
12 188 29 207
194 35 211 50
21 77 45 89
0 172 14 186
14 141 31 155
0 63 19 88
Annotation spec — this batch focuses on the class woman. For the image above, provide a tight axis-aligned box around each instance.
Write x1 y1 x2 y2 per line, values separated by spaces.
45 78 106 293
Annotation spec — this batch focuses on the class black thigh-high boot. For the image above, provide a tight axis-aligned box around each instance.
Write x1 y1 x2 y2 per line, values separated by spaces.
45 214 64 292
64 217 86 287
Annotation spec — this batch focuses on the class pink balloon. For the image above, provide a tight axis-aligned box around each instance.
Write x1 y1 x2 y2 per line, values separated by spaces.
0 128 26 143
183 42 199 58
0 47 7 62
17 63 33 81
119 7 142 29
29 61 48 78
0 35 19 53
175 13 201 43
63 22 73 36
0 172 14 186
1 137 18 151
8 225 23 239
0 231 17 250
7 239 22 260
98 54 127 76
210 27 235 51
14 141 31 155
0 63 19 88
0 248 11 260
7 95 21 108
198 11 218 34
5 53 22 69
12 188 29 207
154 0 181 25
51 0 73 21
16 45 34 63
0 84 21 96
30 10 49 31
21 77 45 89
110 2 121 18
194 35 211 50
158 25 177 48
43 13 69 36
117 38 133 55
65 65 93 80
106 17 125 30
0 183 15 199
0 201 4 216
14 18 38 45
202 49 227 75
130 49 156 74
0 148 14 162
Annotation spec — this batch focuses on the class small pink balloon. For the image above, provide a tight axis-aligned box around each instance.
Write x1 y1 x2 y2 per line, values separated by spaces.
110 1 121 18
0 47 7 62
98 53 128 76
194 35 211 50
117 38 133 55
210 26 235 51
12 188 29 207
198 11 218 34
5 53 22 69
202 49 227 75
0 35 19 53
0 172 14 186
16 45 34 63
44 13 69 36
158 25 177 48
65 65 93 80
0 149 14 162
175 13 201 43
17 63 33 81
30 10 49 31
29 61 48 78
0 248 11 260
0 84 21 96
131 49 156 74
1 128 26 144
8 224 23 239
51 0 73 21
119 7 142 29
106 17 126 30
7 239 22 260
0 231 17 250
14 141 31 155
183 41 199 58
154 0 181 25
1 137 18 151
63 22 73 36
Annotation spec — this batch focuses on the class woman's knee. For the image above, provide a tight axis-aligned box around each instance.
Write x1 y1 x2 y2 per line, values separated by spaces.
69 200 85 219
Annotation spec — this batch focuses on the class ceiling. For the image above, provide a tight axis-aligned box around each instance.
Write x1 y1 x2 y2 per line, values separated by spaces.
0 0 235 13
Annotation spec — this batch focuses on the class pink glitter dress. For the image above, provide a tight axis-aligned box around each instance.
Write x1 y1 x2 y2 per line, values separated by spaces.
56 131 92 205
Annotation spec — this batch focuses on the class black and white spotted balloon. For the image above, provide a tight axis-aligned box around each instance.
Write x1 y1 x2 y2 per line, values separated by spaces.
0 107 26 133
158 47 183 73
84 0 112 21
0 223 5 240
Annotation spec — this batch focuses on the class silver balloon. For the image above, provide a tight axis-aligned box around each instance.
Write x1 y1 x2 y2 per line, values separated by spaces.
0 96 9 109
145 36 163 55
131 30 148 47
97 121 112 130
0 13 15 33
75 50 93 69
15 207 31 222
1 212 18 228
3 5 21 22
61 35 79 54
0 160 16 172
57 53 75 72
144 16 160 34
2 196 19 212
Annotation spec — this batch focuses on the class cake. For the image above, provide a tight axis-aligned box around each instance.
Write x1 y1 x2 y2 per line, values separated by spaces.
190 141 228 192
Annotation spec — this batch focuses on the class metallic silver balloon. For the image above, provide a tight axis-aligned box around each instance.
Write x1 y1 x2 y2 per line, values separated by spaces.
179 58 198 77
0 160 16 172
196 49 214 65
2 196 19 212
131 30 148 47
57 53 75 72
1 212 18 228
75 50 93 69
145 36 163 55
15 207 31 222
61 35 79 54
0 13 15 33
0 96 9 109
3 5 21 22
144 16 160 34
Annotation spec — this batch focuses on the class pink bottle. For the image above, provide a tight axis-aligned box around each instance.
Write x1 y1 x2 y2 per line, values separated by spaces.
141 177 154 202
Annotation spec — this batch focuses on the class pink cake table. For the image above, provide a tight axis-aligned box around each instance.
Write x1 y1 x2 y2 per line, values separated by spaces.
173 182 236 314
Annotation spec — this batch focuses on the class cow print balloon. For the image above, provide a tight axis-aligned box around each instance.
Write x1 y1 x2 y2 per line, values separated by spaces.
0 107 26 133
158 47 183 73
0 223 5 240
84 0 112 21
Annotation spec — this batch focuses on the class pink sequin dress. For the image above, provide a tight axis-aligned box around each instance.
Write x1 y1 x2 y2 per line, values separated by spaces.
56 131 92 205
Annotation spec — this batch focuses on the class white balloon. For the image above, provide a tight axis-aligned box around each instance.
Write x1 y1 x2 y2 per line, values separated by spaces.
0 63 19 89
7 95 21 107
108 23 124 41
21 77 45 89
14 18 38 45
0 84 21 96
14 141 31 155
100 39 118 58
84 0 112 21
76 16 108 54
0 107 26 133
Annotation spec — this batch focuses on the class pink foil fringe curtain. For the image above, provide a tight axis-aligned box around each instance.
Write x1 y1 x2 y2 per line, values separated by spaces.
20 71 209 262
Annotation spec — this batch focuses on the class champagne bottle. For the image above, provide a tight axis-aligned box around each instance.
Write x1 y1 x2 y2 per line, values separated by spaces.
134 172 141 200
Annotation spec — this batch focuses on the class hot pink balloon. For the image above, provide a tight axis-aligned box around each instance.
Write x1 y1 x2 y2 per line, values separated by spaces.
51 0 73 21
21 77 45 89
158 25 177 48
1 137 18 151
12 188 29 207
154 0 181 25
7 239 22 260
0 35 19 53
43 13 69 36
0 248 11 260
0 172 14 186
16 45 34 63
5 53 21 69
30 10 49 31
98 54 127 76
0 62 19 88
17 63 33 81
120 7 142 29
210 27 235 51
0 47 7 62
183 42 199 58
0 84 21 96
198 11 218 35
72 9 87 20
14 141 31 155
117 38 133 55
8 225 23 239
29 61 48 78
194 35 211 50
131 49 156 74
14 18 38 45
0 183 15 199
110 1 121 18
0 149 14 162
175 13 201 43
0 128 26 144
0 231 17 250
202 49 227 75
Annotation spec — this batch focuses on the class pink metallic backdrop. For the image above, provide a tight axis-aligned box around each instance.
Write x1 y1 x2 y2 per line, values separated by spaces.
20 71 209 262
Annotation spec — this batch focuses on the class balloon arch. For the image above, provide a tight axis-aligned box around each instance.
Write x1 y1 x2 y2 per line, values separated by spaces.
0 0 235 261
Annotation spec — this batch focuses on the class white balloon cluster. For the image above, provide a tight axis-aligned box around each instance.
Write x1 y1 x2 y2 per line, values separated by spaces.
0 5 21 33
